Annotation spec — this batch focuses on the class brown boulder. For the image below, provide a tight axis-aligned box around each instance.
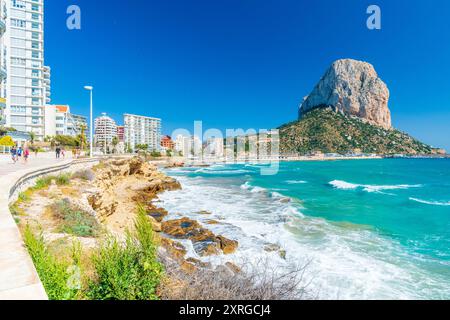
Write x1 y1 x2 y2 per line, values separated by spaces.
216 236 238 255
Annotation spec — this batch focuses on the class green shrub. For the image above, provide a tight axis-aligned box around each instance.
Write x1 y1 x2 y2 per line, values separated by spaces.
23 225 81 300
86 207 163 300
55 173 71 186
33 173 71 190
50 199 101 238
18 192 31 203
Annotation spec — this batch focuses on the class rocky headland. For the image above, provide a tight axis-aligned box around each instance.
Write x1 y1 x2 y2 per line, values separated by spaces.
280 58 442 155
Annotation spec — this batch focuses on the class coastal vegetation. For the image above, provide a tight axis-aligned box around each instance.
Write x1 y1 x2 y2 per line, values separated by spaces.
279 108 433 155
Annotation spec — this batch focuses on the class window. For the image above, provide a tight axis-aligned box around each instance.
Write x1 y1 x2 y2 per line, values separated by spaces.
11 115 26 124
12 0 26 9
32 32 40 40
32 41 40 49
11 19 26 28
32 51 40 59
11 58 26 66
11 106 26 114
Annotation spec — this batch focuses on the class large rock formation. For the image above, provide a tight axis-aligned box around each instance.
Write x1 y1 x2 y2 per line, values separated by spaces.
299 59 392 129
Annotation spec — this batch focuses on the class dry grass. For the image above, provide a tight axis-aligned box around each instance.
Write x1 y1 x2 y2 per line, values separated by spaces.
159 255 313 300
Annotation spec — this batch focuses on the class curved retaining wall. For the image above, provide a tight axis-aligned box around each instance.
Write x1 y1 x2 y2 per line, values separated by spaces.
0 158 100 300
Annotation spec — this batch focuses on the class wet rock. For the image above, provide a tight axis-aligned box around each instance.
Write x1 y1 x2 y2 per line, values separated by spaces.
160 238 187 261
196 210 212 215
194 241 221 257
162 218 238 256
205 220 220 225
147 207 168 222
186 258 212 269
216 236 238 255
264 244 281 252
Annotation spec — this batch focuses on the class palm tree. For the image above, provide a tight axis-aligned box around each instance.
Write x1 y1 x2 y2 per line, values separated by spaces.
111 136 119 154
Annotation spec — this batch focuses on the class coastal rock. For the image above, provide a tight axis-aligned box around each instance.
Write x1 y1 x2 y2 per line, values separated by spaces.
299 59 392 129
216 236 238 255
162 218 239 256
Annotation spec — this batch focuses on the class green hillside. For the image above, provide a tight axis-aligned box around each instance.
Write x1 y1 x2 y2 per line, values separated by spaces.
279 108 433 155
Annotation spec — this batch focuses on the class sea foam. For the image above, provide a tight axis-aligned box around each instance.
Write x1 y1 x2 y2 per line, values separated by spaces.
329 180 422 193
409 198 450 206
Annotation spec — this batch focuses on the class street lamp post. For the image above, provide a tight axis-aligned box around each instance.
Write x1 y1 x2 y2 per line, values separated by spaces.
84 86 93 158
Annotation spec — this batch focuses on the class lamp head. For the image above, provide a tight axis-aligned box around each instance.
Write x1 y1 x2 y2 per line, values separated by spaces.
84 86 93 91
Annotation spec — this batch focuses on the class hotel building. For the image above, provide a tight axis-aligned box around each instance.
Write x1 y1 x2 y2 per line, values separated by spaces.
124 113 161 152
94 113 117 148
3 0 47 140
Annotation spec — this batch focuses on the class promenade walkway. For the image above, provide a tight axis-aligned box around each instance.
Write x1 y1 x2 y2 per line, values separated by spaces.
0 152 72 300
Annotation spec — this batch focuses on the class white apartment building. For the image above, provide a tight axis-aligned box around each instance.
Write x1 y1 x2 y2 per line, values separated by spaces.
0 0 7 126
44 104 86 137
3 0 47 140
124 113 161 152
95 113 117 148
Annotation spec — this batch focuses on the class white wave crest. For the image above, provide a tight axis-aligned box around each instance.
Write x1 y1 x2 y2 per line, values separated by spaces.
286 180 308 184
329 180 422 193
409 198 450 206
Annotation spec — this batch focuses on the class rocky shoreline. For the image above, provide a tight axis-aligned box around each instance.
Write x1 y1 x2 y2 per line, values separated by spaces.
79 157 241 275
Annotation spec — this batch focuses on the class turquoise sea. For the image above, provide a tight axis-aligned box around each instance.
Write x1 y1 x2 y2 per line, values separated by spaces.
160 159 450 299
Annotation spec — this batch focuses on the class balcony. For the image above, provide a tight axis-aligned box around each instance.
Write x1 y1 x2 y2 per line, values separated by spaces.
0 18 5 36
0 66 6 81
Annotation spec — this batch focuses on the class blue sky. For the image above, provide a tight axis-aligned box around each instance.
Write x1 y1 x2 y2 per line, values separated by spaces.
46 0 450 150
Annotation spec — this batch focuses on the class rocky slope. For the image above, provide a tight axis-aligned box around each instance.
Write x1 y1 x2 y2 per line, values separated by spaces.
299 59 392 129
280 108 433 155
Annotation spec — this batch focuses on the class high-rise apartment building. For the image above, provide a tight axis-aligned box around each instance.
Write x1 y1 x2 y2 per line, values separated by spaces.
94 113 117 148
0 0 7 126
124 113 161 152
3 0 47 140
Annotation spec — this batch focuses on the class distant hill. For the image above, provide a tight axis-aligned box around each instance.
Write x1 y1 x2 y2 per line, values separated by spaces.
279 108 434 155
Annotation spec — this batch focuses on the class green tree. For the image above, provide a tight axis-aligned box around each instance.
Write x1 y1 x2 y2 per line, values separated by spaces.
111 136 119 154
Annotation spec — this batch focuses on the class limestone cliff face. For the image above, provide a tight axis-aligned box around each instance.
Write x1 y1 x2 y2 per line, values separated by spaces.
299 59 392 129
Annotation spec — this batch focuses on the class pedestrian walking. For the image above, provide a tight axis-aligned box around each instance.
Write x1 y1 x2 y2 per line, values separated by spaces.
23 148 30 164
56 147 61 159
11 146 17 164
